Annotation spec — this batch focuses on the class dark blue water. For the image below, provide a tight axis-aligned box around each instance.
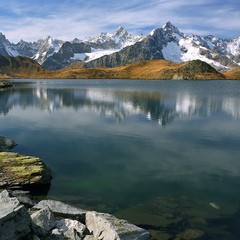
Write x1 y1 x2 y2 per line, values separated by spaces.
1 79 240 239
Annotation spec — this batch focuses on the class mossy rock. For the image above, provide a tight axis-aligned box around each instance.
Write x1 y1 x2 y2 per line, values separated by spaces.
0 152 52 191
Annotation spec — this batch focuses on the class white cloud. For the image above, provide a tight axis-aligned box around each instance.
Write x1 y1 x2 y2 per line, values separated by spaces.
0 0 239 43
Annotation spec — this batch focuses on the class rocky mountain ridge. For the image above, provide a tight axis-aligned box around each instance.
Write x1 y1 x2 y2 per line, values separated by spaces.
0 27 143 70
0 22 240 71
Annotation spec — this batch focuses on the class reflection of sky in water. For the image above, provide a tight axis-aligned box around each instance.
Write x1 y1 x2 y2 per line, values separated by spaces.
1 79 240 208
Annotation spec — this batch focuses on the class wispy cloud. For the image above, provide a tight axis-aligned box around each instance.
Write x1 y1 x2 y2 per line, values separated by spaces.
0 0 239 43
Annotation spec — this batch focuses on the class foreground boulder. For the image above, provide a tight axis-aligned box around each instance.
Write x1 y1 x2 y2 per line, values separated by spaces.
0 190 151 240
86 211 151 240
0 190 31 240
0 152 52 192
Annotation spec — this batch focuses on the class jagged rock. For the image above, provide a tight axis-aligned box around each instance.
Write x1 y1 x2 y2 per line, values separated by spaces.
54 218 86 239
86 211 151 240
33 199 87 221
0 189 10 199
31 207 56 237
0 152 52 191
0 193 31 240
0 135 16 151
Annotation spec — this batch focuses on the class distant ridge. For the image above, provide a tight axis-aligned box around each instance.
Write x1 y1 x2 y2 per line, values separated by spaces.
0 56 231 80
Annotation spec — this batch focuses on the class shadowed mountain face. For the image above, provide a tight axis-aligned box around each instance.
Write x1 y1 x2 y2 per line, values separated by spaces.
0 55 51 78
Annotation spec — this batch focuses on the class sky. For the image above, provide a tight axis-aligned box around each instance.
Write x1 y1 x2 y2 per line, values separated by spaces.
0 0 239 43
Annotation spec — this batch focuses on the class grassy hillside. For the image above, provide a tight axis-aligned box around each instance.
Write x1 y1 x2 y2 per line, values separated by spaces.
0 55 52 78
56 59 226 80
223 67 240 80
0 55 238 80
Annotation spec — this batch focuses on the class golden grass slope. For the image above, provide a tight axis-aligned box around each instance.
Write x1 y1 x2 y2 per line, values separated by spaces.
56 59 226 80
0 55 239 80
0 55 52 78
223 67 240 80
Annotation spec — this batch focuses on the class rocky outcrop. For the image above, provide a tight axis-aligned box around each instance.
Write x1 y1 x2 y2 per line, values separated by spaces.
0 190 151 240
159 60 226 80
0 152 52 192
0 136 17 151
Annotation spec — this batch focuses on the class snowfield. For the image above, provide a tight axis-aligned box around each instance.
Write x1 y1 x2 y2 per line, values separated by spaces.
71 49 120 62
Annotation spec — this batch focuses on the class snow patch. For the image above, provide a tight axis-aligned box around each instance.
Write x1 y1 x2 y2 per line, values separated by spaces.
162 42 182 62
71 49 120 62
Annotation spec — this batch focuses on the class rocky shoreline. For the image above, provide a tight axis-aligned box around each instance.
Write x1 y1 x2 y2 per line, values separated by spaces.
0 136 151 239
0 189 150 240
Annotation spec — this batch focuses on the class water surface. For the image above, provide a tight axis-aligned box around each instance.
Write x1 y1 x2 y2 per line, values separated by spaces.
1 79 240 239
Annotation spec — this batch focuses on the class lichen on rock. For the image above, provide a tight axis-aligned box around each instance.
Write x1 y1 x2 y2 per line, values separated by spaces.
0 152 52 192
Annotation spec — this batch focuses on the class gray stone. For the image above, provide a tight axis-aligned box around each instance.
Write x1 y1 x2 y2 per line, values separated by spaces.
86 211 151 240
10 190 31 197
31 207 56 237
0 196 31 240
15 196 36 207
55 218 86 239
34 199 87 221
83 236 99 240
0 136 16 151
0 189 10 199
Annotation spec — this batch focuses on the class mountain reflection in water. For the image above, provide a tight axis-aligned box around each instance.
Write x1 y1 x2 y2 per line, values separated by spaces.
1 86 240 123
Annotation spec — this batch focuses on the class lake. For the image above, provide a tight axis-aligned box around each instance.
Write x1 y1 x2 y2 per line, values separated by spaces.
1 79 240 239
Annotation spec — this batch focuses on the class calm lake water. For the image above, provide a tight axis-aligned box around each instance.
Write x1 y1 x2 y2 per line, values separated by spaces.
1 79 240 239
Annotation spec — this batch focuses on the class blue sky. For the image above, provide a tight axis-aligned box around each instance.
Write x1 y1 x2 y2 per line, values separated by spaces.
0 0 239 43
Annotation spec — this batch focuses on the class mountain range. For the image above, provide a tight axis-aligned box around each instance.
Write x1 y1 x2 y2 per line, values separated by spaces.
0 22 240 71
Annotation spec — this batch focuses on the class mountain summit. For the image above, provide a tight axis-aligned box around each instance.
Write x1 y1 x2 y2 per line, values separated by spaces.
0 22 239 71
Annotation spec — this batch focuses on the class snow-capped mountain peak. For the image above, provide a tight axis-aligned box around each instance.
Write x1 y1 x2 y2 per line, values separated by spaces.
0 32 19 57
162 21 183 36
0 22 240 71
82 27 143 49
32 36 64 64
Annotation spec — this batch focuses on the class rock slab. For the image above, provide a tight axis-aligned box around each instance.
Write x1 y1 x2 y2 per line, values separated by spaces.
86 211 151 240
34 199 87 221
0 191 31 240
